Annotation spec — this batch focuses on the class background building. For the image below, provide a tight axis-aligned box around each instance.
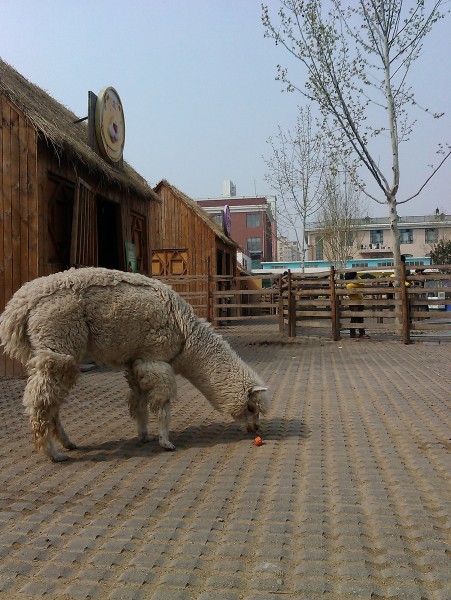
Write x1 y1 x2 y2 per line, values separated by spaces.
305 213 451 265
197 181 277 269
277 236 302 262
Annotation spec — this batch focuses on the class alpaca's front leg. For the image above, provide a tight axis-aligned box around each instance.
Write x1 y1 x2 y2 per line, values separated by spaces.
130 394 151 443
127 368 151 443
157 402 175 451
129 359 177 450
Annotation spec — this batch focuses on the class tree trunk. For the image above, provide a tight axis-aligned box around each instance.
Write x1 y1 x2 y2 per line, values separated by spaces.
388 195 403 326
388 196 401 281
301 214 306 273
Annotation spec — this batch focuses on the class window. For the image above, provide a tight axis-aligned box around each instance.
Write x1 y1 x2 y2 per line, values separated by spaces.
370 230 384 244
315 236 323 260
152 249 188 276
351 262 369 268
425 228 438 243
407 260 425 266
400 228 413 244
377 261 394 267
246 213 260 228
71 180 98 268
212 214 222 226
247 237 261 254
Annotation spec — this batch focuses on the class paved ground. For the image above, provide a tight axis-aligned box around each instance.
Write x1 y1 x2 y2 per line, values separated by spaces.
0 323 450 600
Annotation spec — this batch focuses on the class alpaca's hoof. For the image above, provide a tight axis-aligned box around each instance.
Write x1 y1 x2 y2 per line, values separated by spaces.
159 439 175 451
138 433 152 444
64 442 77 450
51 452 70 462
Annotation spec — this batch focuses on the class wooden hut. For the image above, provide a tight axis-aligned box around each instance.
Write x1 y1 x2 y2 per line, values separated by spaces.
0 58 160 376
152 180 238 318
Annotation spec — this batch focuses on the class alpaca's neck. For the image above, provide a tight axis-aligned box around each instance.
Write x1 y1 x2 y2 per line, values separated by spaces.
172 326 242 404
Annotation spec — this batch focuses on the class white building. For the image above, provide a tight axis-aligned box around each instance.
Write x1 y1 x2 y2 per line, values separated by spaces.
305 212 451 263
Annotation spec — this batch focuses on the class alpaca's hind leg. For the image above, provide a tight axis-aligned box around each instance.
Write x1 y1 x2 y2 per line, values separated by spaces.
24 351 80 462
52 415 77 450
130 359 177 450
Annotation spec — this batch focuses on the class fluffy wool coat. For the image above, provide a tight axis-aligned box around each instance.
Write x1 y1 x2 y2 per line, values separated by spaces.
0 268 269 461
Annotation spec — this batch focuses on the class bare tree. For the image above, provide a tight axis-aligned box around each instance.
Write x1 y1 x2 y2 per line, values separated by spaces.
263 106 327 271
316 172 366 268
262 0 450 278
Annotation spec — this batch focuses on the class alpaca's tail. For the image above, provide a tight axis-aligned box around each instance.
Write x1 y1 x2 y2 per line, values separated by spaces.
0 285 35 365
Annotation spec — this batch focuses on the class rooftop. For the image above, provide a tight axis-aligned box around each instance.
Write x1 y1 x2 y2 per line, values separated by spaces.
306 213 451 229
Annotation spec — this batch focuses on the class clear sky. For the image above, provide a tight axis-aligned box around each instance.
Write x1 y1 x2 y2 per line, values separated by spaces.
1 0 450 233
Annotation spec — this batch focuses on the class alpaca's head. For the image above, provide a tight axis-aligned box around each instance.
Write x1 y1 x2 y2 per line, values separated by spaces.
231 385 269 433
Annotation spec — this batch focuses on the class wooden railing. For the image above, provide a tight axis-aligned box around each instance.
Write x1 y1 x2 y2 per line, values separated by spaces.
155 263 451 344
153 273 280 323
278 263 451 344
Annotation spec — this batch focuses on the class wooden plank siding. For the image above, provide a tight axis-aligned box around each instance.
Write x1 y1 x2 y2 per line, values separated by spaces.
1 59 160 377
41 151 152 276
152 181 238 318
1 114 154 377
0 98 39 377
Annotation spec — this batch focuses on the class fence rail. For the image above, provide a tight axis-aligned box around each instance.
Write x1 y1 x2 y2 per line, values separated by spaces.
155 262 451 343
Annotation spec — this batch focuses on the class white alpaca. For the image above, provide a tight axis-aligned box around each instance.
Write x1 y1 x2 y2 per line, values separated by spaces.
0 268 268 462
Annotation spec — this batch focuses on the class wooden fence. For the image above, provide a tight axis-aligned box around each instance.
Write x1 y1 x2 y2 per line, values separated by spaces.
155 263 451 344
154 273 279 323
276 263 451 343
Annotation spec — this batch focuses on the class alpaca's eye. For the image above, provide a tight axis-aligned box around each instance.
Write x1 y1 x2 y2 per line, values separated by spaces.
247 403 256 414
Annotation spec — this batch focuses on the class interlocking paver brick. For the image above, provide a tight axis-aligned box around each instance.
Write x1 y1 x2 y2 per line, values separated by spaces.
292 576 333 594
0 322 449 599
20 581 57 596
198 593 242 600
335 580 380 597
108 589 145 600
118 568 156 585
205 572 245 588
62 583 102 599
149 589 191 600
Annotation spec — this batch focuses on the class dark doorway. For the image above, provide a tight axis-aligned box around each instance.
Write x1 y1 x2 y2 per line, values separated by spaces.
97 198 121 269
47 175 75 271
216 249 224 275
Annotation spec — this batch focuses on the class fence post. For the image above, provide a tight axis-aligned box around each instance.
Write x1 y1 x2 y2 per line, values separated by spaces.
287 270 292 336
400 256 411 344
287 270 296 338
207 269 214 326
278 273 285 333
330 266 339 341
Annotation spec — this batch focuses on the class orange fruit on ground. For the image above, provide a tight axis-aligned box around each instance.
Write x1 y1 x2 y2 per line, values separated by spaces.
253 436 264 446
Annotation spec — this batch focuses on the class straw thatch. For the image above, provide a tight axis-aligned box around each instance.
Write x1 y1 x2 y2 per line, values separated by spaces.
155 179 239 249
0 57 159 202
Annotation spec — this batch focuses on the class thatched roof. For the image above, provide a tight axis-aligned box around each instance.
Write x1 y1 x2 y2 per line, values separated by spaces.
0 58 159 202
154 179 239 250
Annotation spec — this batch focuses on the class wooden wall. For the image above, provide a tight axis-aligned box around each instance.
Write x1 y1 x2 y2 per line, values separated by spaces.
42 151 152 275
1 96 153 377
151 183 236 276
151 183 237 318
1 97 40 377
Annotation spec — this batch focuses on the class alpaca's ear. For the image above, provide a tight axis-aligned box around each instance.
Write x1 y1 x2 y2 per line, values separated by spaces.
249 386 270 414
